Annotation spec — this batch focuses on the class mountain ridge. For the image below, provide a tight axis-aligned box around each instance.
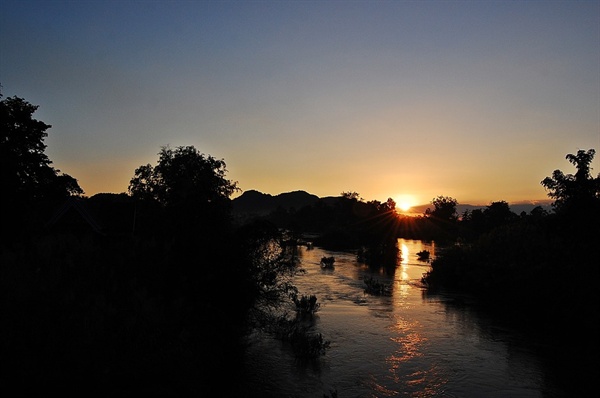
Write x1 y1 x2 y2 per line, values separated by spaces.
232 189 553 216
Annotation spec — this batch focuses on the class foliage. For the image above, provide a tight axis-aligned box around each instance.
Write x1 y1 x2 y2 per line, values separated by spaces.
341 191 361 200
1 116 317 395
232 221 330 359
459 200 519 239
541 148 600 215
356 241 399 269
425 195 458 223
1 95 83 200
320 256 335 269
416 249 430 260
269 312 330 358
292 293 321 316
482 200 518 226
1 188 301 396
363 276 392 296
1 95 83 240
253 192 402 255
233 220 303 326
422 219 596 328
423 149 599 369
129 145 239 206
288 327 330 358
127 145 243 250
418 196 460 242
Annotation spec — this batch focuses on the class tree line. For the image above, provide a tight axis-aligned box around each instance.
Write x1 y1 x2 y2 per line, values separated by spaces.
421 148 600 395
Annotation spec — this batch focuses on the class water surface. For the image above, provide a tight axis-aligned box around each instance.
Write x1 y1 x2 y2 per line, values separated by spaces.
240 239 564 397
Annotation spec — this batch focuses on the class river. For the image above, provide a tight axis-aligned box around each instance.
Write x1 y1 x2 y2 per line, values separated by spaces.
239 239 568 397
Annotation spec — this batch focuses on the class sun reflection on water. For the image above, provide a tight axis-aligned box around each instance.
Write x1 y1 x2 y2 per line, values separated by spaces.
385 310 448 396
401 243 410 265
388 318 426 365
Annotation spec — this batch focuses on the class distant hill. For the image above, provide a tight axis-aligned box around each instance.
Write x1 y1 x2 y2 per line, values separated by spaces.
233 190 553 217
232 190 321 216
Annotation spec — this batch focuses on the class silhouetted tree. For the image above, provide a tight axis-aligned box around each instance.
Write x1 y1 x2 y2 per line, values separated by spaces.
541 148 600 215
233 219 300 324
425 195 458 222
483 200 518 229
1 95 82 240
459 208 485 239
528 205 549 220
424 149 599 386
129 145 240 236
423 195 459 241
341 191 361 201
129 145 238 207
381 197 397 213
362 197 400 267
1 95 83 200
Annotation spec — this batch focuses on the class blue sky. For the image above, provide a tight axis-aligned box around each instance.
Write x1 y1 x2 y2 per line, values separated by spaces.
2 0 599 207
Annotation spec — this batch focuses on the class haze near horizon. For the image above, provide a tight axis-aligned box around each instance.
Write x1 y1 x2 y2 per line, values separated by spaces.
1 0 598 207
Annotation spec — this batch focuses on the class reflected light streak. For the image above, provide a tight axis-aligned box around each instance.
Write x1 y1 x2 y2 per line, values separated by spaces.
387 318 448 396
400 270 410 281
389 331 426 364
370 379 398 397
399 243 410 281
395 281 411 304
388 318 425 365
401 243 409 265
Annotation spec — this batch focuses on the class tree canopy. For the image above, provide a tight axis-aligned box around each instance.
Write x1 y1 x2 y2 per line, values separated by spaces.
541 148 600 215
129 145 238 207
1 94 83 240
1 95 83 204
128 145 240 237
425 195 458 223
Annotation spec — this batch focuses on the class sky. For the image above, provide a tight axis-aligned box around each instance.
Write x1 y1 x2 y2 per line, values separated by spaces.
1 0 599 208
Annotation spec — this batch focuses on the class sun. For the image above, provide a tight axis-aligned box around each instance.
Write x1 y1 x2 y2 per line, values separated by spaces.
395 194 416 213
398 201 412 212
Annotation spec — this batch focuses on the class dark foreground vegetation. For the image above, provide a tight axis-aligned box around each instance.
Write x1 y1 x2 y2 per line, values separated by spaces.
1 95 312 397
422 149 600 394
2 94 598 396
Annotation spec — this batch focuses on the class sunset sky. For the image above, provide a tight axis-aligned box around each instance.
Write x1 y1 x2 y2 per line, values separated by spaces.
2 0 598 208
